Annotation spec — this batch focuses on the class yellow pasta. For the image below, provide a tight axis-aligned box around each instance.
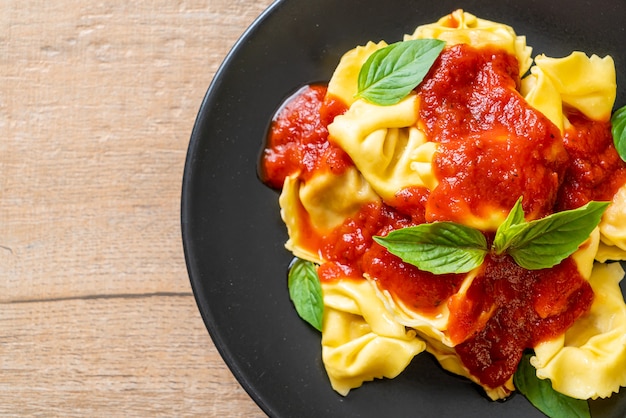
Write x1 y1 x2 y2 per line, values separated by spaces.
279 170 379 263
328 95 438 201
598 184 626 259
521 52 616 133
534 52 616 122
327 41 388 107
520 65 566 132
298 167 380 232
406 9 532 74
321 279 426 395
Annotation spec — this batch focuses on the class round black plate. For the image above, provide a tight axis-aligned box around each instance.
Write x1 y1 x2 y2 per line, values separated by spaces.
181 0 626 416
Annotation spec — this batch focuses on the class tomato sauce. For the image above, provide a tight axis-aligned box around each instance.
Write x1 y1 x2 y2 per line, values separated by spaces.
312 200 468 314
316 203 418 281
557 109 626 210
363 242 467 315
418 44 568 223
259 43 626 391
260 85 351 189
451 254 593 388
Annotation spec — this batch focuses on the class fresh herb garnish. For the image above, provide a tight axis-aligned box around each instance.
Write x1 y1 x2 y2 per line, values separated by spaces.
374 198 609 274
372 222 487 274
356 39 446 106
611 104 626 162
288 258 323 331
514 352 591 418
493 198 609 270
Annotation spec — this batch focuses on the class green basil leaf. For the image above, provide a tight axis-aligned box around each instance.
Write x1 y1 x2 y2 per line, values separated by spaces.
288 258 323 331
357 39 446 106
514 353 591 418
493 196 526 253
611 104 626 162
373 222 487 274
504 201 609 270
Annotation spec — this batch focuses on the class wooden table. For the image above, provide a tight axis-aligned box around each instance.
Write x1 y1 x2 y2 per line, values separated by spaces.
1 0 272 415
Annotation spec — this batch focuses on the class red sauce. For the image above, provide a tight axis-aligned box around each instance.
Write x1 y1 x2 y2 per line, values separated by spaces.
316 201 467 315
419 44 568 223
317 202 422 282
386 186 430 224
260 85 351 189
557 109 626 210
259 44 626 391
363 243 466 315
316 203 394 281
451 255 593 388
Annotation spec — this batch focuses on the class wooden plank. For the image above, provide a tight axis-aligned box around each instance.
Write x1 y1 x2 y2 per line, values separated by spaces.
0 295 265 416
0 0 274 300
1 0 273 415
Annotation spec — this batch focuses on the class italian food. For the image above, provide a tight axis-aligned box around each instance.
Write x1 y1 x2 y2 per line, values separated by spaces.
259 9 626 414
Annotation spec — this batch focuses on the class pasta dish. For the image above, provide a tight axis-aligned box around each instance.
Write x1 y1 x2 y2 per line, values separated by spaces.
259 9 626 415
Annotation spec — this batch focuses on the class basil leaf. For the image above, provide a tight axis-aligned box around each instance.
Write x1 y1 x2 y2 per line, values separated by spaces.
611 104 626 162
357 39 446 106
288 258 323 331
493 196 526 253
504 201 609 270
373 222 487 274
514 353 591 418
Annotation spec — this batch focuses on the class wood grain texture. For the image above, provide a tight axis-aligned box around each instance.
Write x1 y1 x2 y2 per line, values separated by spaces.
1 0 273 415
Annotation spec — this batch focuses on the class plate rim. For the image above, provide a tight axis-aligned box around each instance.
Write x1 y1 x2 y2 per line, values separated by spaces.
180 1 283 415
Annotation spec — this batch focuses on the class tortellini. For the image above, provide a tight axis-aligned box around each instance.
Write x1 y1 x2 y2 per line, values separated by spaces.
279 169 379 264
298 168 380 232
321 279 426 395
368 272 454 345
534 53 616 122
328 96 438 201
406 9 533 75
326 40 438 202
521 52 617 131
598 184 626 261
531 262 626 400
327 41 387 107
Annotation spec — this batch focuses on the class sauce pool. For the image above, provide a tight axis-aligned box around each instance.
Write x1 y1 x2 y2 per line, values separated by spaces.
260 85 351 189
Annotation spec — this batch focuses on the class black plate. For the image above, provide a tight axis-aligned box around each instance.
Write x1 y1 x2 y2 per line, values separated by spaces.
181 0 626 416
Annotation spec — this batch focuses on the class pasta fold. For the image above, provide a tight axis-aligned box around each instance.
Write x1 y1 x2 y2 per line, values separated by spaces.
520 65 565 132
521 52 616 137
531 262 626 400
279 174 324 264
321 279 426 395
406 9 532 74
279 170 379 264
328 96 438 201
534 53 616 122
367 270 479 348
299 168 380 232
327 41 387 107
598 184 626 261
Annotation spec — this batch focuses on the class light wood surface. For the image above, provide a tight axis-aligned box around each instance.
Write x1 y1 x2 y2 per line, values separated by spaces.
1 0 274 415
